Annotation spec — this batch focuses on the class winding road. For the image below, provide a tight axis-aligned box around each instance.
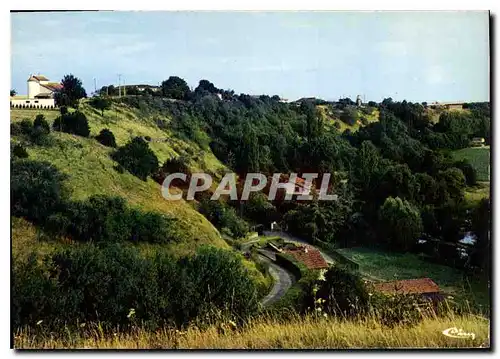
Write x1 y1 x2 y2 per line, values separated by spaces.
241 231 334 306
257 254 295 307
263 230 335 264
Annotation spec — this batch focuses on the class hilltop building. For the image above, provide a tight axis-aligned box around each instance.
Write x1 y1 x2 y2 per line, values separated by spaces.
356 95 362 107
10 74 62 109
428 101 465 110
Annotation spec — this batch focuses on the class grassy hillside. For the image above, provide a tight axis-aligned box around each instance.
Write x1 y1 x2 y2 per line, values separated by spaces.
10 104 228 256
318 104 380 132
14 314 490 349
452 146 490 182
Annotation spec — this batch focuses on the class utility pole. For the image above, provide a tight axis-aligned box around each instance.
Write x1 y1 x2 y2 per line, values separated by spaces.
93 78 97 95
118 74 122 97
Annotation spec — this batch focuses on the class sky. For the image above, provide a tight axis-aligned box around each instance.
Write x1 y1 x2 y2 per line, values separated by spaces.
11 11 490 103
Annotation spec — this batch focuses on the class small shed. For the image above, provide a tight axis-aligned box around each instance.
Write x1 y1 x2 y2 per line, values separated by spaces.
284 245 329 270
372 278 444 302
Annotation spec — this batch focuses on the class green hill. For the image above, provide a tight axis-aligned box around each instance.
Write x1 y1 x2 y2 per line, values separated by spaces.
10 102 228 257
318 104 380 132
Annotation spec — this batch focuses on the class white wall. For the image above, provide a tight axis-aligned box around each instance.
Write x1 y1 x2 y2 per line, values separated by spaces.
11 98 56 109
27 80 40 99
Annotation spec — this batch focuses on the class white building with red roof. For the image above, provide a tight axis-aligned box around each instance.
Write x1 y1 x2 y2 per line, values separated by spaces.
10 74 62 109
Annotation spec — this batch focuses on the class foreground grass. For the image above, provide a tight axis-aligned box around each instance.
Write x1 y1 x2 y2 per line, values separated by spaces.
452 146 490 182
14 314 489 349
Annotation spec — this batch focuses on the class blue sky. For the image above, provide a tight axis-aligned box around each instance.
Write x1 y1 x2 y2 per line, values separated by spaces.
11 11 489 102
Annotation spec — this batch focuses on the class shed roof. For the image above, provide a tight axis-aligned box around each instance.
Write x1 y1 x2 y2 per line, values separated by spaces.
372 278 440 295
28 75 50 82
284 246 329 270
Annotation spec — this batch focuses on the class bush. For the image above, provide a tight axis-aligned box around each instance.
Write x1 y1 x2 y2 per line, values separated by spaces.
95 128 117 148
11 160 68 223
111 137 159 181
368 293 429 328
53 111 90 137
12 144 28 158
454 160 477 186
89 96 111 116
307 265 369 318
198 198 249 239
34 115 50 134
12 244 259 329
45 194 176 244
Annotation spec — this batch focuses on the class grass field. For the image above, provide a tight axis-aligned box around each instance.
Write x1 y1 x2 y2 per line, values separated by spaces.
337 247 489 310
452 146 490 182
14 314 490 349
464 182 490 206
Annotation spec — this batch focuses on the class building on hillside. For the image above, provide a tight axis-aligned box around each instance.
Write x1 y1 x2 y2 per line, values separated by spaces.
428 101 465 110
283 244 329 270
356 95 363 107
10 74 62 109
372 278 444 302
125 84 160 93
471 137 486 147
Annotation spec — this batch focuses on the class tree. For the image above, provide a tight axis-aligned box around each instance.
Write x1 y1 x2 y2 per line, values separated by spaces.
10 89 16 97
111 137 159 181
34 114 50 134
309 265 369 317
89 96 111 116
161 76 190 100
95 128 117 147
55 74 87 108
194 79 219 95
453 160 477 187
469 198 490 271
378 197 423 252
53 111 90 137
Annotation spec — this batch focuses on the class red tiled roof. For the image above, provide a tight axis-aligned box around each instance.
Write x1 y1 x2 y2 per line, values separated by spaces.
40 83 63 91
284 246 329 270
28 75 50 82
372 278 440 295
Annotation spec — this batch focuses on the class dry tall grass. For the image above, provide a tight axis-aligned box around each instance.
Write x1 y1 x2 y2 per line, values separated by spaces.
14 313 489 349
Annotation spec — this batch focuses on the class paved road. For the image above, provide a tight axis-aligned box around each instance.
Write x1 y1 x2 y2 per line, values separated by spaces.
263 230 334 264
257 254 295 307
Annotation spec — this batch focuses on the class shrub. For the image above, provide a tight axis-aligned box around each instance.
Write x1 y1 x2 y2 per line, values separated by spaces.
53 111 90 137
307 265 369 318
12 244 259 329
339 107 359 126
34 114 50 134
12 144 28 158
45 194 175 244
111 137 159 181
11 160 68 223
11 118 52 146
368 292 428 328
454 160 477 186
198 198 249 239
129 209 175 244
95 128 117 148
89 96 111 116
